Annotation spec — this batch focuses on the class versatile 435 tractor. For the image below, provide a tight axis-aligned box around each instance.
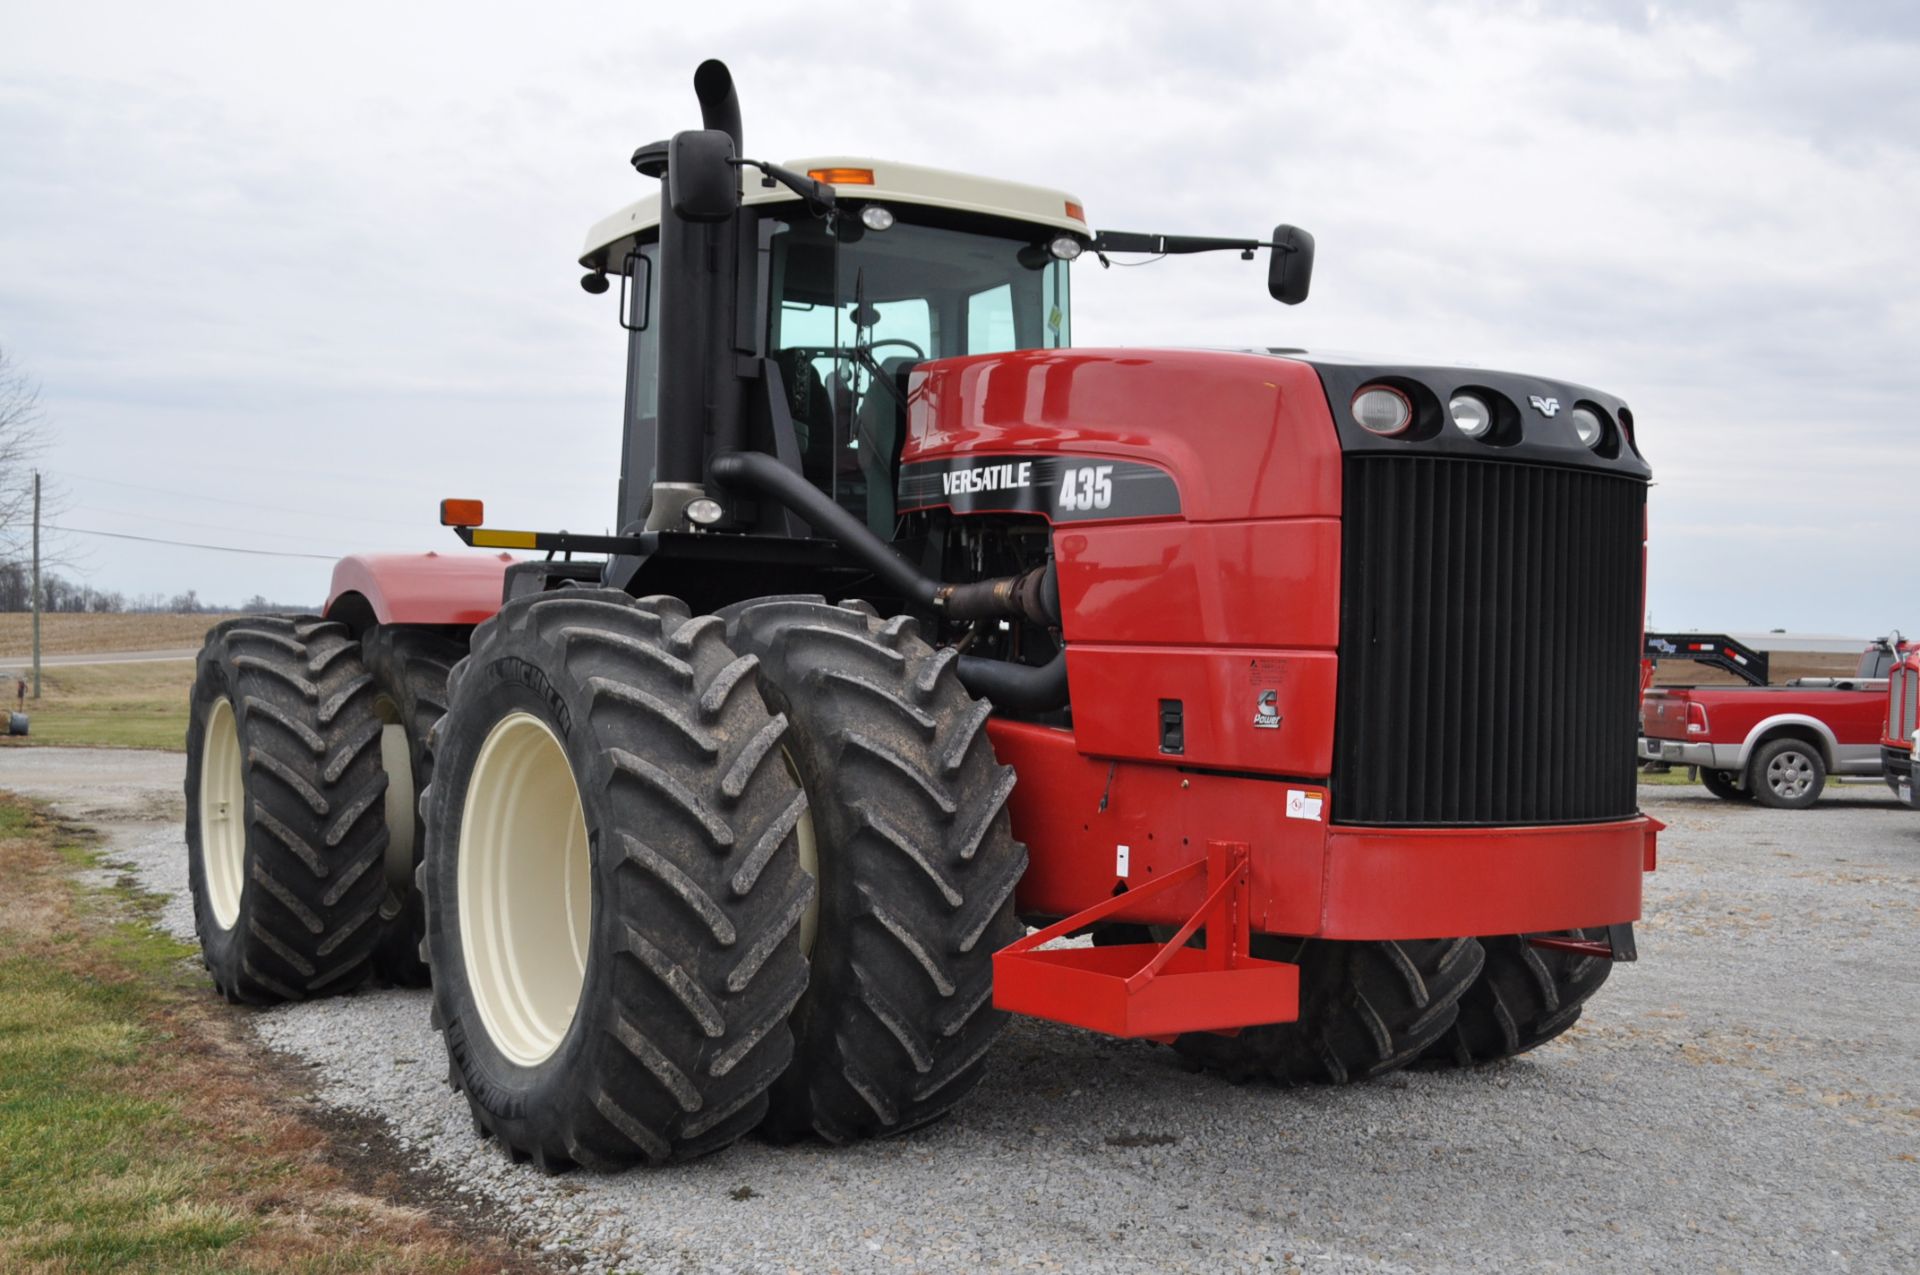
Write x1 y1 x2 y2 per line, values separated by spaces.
186 62 1658 1167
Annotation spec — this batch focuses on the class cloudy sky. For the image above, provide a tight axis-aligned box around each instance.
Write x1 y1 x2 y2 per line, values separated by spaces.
3 1 1915 634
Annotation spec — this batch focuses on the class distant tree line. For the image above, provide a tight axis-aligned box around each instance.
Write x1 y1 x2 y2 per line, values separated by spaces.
0 563 297 615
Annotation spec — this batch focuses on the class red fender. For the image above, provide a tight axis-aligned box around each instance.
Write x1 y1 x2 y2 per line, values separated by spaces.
325 552 515 627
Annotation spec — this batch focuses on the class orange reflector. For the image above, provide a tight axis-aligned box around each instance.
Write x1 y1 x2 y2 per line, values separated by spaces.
807 167 874 185
1064 200 1086 223
440 498 484 528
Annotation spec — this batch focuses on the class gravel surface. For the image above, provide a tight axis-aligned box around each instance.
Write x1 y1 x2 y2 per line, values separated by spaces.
5 747 1916 1273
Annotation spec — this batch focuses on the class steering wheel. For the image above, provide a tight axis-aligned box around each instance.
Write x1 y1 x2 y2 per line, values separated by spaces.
861 338 926 361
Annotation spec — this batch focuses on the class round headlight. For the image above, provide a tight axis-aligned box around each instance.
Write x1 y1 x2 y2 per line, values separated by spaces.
1352 386 1413 436
859 204 895 232
1049 234 1084 261
1570 405 1605 448
685 497 724 526
1448 393 1493 439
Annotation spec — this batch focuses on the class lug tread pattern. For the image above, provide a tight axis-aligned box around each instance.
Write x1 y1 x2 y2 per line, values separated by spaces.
724 595 1026 1144
361 627 466 987
183 618 389 1005
422 592 814 1169
1173 935 1486 1085
1421 928 1616 1066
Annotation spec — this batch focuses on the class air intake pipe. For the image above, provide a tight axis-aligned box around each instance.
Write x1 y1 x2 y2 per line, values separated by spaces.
710 450 1070 710
693 59 742 153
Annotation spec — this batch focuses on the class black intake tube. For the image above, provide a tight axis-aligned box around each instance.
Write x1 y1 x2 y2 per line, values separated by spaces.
711 450 1072 711
957 650 1069 713
710 451 937 606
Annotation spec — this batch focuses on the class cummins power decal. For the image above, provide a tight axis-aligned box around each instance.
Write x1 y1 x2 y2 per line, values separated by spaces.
897 455 1181 523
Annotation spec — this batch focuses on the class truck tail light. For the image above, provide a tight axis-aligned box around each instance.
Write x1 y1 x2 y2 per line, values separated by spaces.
1686 702 1710 736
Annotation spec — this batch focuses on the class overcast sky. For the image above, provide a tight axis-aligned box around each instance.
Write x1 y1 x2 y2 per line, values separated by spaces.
3 1 1915 634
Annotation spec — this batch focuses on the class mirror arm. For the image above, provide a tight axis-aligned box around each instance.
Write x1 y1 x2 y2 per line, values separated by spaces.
731 157 837 213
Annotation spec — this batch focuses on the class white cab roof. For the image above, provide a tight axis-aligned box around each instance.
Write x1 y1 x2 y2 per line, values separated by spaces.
580 156 1087 266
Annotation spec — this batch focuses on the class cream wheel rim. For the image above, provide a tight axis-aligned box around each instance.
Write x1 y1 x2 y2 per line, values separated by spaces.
198 696 246 930
457 711 593 1067
783 749 820 956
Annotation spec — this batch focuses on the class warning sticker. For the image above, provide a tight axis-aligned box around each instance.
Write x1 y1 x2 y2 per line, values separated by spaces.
1285 788 1325 821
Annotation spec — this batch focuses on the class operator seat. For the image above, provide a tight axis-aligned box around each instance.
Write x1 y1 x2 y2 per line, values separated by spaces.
773 348 836 492
852 356 919 537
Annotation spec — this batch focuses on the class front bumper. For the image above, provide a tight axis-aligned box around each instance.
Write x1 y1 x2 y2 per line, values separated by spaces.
996 719 1655 941
1883 745 1917 808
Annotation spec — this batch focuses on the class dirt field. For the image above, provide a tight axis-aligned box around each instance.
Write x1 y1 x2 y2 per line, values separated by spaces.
0 613 245 659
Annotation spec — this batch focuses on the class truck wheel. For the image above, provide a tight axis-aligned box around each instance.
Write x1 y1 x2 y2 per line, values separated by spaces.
1171 936 1484 1084
1421 929 1613 1065
421 590 814 1169
1699 768 1751 802
362 626 465 987
184 617 390 1004
1748 737 1825 809
721 597 1026 1143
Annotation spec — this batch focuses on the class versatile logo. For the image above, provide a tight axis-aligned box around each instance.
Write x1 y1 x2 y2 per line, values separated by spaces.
1528 395 1561 417
941 461 1032 496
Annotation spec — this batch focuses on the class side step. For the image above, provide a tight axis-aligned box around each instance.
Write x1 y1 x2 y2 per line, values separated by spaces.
992 841 1299 1040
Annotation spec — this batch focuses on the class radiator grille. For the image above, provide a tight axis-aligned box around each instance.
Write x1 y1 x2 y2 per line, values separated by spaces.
1894 666 1918 745
1334 456 1646 826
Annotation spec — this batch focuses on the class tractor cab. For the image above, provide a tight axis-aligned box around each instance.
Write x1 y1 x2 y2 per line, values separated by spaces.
581 158 1082 537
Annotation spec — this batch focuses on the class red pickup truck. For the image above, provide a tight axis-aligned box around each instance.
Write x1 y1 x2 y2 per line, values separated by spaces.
1882 645 1919 808
1640 637 1902 809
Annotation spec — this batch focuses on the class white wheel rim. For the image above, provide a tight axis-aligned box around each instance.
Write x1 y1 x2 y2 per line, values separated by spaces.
199 697 246 930
457 711 593 1067
783 749 820 957
376 702 416 898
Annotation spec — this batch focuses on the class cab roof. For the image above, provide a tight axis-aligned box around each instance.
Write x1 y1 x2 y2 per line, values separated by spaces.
580 156 1088 268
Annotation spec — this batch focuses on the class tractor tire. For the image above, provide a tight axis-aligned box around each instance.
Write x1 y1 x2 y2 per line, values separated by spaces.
1421 929 1614 1066
1748 737 1826 809
1699 767 1751 802
421 590 815 1169
721 597 1026 1143
184 616 390 1004
1170 936 1484 1084
362 626 465 987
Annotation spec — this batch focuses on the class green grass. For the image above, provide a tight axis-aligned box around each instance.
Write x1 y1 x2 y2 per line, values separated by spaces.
0 796 516 1274
1637 768 1700 787
1 660 195 750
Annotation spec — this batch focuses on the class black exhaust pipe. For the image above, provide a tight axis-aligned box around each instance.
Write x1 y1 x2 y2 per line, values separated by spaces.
693 59 742 154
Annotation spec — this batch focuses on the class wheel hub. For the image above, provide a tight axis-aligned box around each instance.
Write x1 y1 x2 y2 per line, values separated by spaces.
198 696 246 930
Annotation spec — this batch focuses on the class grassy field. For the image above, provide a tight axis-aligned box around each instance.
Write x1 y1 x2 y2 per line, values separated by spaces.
0 613 245 659
0 795 531 1273
1 661 196 750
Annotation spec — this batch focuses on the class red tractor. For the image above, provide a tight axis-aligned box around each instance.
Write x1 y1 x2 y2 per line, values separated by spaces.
184 62 1657 1166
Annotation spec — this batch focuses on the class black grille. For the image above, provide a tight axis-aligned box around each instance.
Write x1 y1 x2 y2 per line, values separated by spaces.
1334 456 1646 826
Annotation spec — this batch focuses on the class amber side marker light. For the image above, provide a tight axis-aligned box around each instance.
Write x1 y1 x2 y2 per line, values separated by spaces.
440 498 485 528
808 167 874 185
1065 200 1086 223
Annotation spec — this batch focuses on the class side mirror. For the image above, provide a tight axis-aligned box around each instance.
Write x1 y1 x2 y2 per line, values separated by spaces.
1268 224 1315 305
668 129 739 222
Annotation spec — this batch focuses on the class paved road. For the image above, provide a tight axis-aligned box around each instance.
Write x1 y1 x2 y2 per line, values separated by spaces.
5 748 1916 1274
0 647 198 670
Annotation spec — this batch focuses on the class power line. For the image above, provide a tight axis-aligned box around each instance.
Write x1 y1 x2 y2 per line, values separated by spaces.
46 525 342 561
68 502 395 551
56 470 427 529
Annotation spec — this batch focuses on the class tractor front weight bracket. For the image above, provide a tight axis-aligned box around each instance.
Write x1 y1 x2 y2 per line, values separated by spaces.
992 840 1300 1040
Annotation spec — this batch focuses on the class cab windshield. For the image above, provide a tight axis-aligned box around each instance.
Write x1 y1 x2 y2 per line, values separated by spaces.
766 212 1070 534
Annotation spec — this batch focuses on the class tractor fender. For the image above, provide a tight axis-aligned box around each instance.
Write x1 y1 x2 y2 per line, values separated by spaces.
324 552 515 632
1739 713 1840 769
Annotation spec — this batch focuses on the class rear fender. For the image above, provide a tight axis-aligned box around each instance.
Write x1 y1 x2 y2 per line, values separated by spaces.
1741 714 1839 769
324 552 516 632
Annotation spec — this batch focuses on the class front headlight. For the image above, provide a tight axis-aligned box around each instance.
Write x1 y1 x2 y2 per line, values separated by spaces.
1352 385 1413 436
1448 393 1493 439
1571 405 1605 448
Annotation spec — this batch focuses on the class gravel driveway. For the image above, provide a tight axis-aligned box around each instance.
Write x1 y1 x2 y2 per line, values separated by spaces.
5 747 1915 1273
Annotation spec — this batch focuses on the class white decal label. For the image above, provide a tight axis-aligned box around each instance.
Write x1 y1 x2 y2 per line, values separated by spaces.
942 461 1032 496
1115 843 1131 877
1285 789 1325 821
1056 464 1114 512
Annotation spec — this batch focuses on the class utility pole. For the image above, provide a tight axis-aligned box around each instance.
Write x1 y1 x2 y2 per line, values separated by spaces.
31 468 41 699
